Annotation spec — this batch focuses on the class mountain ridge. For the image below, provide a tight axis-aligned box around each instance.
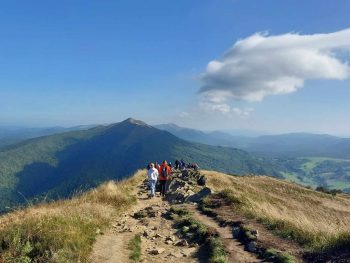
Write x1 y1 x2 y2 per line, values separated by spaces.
0 118 279 213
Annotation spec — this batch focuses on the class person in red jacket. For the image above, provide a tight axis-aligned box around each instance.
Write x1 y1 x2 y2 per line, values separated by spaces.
158 160 171 197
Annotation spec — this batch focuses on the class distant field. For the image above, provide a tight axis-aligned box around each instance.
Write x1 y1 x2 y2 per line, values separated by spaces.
204 170 350 252
277 157 350 192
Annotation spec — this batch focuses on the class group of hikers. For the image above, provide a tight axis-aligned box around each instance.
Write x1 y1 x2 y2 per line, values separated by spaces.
146 160 199 198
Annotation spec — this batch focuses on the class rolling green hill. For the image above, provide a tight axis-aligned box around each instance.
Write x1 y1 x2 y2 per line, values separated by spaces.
0 118 279 213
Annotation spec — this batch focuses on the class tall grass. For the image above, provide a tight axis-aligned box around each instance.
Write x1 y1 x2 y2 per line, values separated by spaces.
203 170 350 252
0 170 144 263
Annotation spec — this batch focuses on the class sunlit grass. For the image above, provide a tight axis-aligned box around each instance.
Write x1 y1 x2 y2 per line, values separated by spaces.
0 170 145 262
204 170 350 252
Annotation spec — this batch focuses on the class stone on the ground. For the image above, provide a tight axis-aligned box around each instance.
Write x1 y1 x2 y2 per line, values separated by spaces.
197 175 207 186
166 236 176 242
165 240 173 245
186 187 214 203
168 252 182 258
166 189 187 204
246 241 257 252
181 250 191 257
149 247 165 255
233 227 241 238
133 210 147 219
175 239 189 246
154 233 164 238
251 229 259 237
168 178 187 192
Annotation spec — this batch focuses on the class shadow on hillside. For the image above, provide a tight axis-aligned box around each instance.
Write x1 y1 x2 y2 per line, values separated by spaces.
12 125 175 205
196 242 211 263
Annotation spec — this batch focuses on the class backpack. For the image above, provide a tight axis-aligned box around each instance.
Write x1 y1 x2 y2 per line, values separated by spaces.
161 166 169 179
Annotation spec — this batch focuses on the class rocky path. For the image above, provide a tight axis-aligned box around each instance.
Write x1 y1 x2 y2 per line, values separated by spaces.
91 181 199 263
91 170 270 263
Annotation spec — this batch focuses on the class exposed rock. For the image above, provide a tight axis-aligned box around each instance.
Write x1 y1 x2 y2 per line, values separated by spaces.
168 178 187 192
181 170 189 178
246 241 257 253
168 252 182 258
149 247 165 255
133 210 147 219
251 229 259 237
182 250 191 257
166 189 187 204
197 175 207 186
166 236 176 242
175 239 189 246
154 233 164 238
165 240 173 245
186 187 214 203
186 190 195 196
233 227 241 238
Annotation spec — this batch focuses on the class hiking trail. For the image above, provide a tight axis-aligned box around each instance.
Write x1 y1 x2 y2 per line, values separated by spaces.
91 170 265 263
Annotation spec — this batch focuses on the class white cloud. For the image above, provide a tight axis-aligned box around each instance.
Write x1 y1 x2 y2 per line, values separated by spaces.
200 28 350 102
199 100 253 118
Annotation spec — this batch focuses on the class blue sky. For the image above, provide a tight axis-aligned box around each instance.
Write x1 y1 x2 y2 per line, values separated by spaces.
0 1 350 135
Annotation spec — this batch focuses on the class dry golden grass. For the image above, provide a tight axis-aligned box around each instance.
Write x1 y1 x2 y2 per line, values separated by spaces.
203 170 350 251
0 170 145 263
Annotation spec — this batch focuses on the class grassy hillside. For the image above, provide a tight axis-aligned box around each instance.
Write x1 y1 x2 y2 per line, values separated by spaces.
0 118 280 213
204 170 350 253
0 170 143 262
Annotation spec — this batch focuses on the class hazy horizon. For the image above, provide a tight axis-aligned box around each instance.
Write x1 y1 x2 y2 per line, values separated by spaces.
1 118 350 138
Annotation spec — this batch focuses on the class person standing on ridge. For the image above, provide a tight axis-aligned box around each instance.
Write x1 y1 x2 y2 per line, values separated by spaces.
159 160 171 197
175 159 180 170
147 163 158 198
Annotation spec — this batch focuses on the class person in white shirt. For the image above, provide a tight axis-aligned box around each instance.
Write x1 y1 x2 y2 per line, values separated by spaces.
147 163 158 198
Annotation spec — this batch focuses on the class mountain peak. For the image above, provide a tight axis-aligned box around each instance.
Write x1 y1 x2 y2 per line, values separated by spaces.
122 118 148 126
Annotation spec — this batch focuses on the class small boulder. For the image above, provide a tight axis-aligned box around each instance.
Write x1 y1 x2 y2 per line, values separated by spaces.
165 240 173 245
233 227 241 238
166 236 176 242
175 239 189 246
154 233 164 238
197 175 207 186
186 187 214 203
246 241 257 253
149 247 165 255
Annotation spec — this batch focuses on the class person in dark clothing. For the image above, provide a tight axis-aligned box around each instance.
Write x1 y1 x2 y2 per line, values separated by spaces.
158 160 171 197
175 159 180 170
180 159 186 170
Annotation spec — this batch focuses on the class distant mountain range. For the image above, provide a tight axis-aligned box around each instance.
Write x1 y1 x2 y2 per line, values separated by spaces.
155 123 350 158
0 125 95 148
0 118 279 213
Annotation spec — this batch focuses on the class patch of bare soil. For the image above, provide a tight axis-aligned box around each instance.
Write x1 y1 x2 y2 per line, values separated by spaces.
186 204 262 263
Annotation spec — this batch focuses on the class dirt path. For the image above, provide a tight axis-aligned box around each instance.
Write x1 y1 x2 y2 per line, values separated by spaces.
91 175 266 263
90 182 199 263
187 204 262 263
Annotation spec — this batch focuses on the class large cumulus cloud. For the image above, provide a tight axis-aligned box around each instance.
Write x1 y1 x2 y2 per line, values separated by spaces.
200 29 350 102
